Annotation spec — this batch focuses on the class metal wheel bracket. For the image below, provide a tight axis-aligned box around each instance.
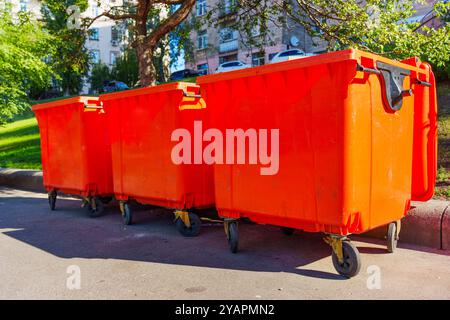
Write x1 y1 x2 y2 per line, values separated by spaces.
174 210 191 228
91 197 97 211
223 219 237 239
81 197 89 208
119 201 126 216
395 220 401 240
224 221 229 239
324 236 345 264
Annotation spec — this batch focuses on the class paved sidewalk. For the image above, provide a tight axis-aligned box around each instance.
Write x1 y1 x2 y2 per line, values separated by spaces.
1 168 448 250
0 187 449 299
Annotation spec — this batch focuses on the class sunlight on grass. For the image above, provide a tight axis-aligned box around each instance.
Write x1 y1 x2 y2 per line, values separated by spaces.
0 117 42 169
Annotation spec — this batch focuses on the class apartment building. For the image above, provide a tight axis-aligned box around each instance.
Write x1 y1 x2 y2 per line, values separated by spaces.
185 0 327 74
6 0 127 93
184 0 442 75
82 0 128 93
84 0 126 68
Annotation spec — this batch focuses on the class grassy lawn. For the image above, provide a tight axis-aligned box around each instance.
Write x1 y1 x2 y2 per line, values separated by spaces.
0 80 449 199
0 114 41 170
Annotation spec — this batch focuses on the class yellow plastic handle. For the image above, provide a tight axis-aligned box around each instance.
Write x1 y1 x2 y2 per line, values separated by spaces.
179 91 206 110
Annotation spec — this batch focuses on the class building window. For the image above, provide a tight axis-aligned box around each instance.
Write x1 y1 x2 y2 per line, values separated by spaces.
110 51 120 65
19 0 28 12
197 63 208 75
223 0 237 14
196 0 207 16
111 27 119 41
90 50 100 64
251 25 260 37
219 27 237 43
252 52 265 66
89 28 99 41
91 4 99 17
197 30 208 50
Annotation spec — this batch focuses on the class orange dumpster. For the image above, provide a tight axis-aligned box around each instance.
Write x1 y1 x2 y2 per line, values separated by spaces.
32 97 114 216
197 49 437 277
100 82 214 237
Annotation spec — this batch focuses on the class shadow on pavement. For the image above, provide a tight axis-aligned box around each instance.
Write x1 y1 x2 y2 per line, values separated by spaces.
4 190 444 281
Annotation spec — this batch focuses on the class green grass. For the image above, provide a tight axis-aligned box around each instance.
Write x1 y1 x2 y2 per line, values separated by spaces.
165 76 197 84
0 114 41 169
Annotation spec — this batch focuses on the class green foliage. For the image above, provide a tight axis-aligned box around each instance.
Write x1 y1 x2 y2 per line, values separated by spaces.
0 6 55 124
40 0 90 95
90 63 111 94
111 49 139 87
89 49 139 93
233 0 450 74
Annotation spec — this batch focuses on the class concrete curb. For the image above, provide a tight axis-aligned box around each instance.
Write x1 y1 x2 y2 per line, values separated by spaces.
0 168 45 193
0 168 449 250
362 200 449 250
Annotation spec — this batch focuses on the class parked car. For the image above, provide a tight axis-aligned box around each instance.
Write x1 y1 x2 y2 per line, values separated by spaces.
215 61 251 73
103 80 129 93
169 69 202 81
269 49 306 64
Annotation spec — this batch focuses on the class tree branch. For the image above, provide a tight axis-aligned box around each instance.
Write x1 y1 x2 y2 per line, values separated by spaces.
156 0 186 4
146 0 195 46
86 10 137 29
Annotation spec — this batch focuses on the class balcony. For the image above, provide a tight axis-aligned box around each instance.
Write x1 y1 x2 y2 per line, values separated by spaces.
219 39 238 53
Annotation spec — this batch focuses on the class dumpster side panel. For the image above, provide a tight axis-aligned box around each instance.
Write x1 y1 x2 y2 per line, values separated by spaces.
344 71 414 233
35 103 88 194
339 69 373 234
203 60 361 233
81 108 113 195
411 63 438 201
104 89 214 209
369 74 414 229
107 92 180 203
200 51 417 235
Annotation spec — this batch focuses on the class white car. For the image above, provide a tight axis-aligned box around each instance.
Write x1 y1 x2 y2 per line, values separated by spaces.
269 49 306 64
215 60 251 73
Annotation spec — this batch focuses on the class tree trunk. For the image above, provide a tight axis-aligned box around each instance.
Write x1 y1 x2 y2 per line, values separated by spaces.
137 43 157 87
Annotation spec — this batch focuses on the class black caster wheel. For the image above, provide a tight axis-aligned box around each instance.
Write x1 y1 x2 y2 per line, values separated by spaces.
99 196 113 205
48 190 57 211
387 222 398 253
85 197 104 218
281 227 295 236
331 240 361 278
121 202 133 225
175 212 201 237
226 221 239 254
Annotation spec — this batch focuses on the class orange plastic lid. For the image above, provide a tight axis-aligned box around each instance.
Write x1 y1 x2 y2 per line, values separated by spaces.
32 96 99 111
197 49 427 84
99 82 199 101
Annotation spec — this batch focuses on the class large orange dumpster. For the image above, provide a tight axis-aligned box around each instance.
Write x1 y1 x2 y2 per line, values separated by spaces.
32 97 114 216
197 49 437 277
100 82 215 237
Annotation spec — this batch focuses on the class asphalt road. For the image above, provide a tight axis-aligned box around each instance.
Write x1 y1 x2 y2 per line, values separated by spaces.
0 187 449 299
